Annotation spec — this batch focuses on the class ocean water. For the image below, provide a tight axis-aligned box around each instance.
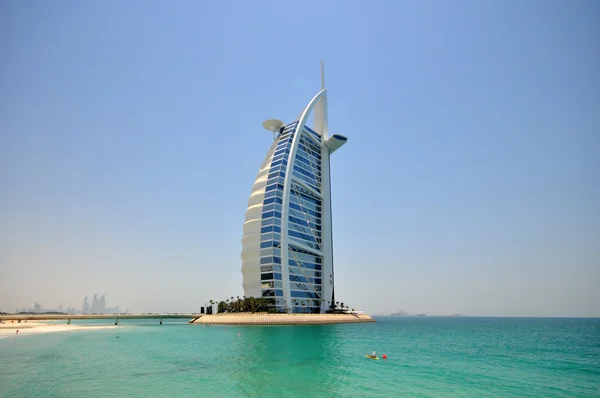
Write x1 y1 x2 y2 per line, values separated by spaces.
0 317 598 397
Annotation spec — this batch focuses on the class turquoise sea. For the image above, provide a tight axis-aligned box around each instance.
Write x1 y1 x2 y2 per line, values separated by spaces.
0 317 598 397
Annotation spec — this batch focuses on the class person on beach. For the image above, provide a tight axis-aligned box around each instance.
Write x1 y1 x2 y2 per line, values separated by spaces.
16 330 18 335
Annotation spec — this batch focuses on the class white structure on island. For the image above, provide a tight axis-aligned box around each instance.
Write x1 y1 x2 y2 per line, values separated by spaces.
241 62 348 313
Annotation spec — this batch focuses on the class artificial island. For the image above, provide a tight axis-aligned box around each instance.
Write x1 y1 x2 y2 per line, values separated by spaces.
193 63 374 325
1 64 373 330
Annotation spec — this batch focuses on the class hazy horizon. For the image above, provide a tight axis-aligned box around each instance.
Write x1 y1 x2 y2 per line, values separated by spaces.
1 1 598 317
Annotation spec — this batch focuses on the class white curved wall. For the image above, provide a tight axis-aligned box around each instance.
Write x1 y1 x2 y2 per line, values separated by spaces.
240 140 278 298
280 89 328 312
241 84 345 313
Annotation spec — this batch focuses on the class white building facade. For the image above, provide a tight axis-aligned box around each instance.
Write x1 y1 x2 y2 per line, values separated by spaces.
241 64 347 313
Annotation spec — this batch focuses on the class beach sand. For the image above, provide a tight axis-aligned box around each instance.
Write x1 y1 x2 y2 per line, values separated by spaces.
0 321 117 338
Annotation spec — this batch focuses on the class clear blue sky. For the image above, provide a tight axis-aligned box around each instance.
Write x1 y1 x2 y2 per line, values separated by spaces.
1 0 598 316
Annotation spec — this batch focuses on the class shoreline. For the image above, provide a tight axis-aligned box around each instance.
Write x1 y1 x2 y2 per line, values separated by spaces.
0 322 118 338
191 313 375 325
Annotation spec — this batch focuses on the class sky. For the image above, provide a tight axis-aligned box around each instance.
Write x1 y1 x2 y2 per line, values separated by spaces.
1 0 598 317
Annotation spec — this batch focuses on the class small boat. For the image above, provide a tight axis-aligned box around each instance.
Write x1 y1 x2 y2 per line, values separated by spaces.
365 355 379 360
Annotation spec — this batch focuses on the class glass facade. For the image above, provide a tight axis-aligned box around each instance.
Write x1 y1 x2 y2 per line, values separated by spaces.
242 79 347 314
259 122 325 313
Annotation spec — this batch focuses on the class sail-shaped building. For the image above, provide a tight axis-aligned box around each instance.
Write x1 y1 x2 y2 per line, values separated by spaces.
241 63 347 314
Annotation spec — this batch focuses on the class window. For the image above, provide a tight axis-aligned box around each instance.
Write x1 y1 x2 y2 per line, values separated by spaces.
260 241 273 249
289 202 320 218
289 260 322 271
260 248 273 257
289 229 317 243
290 275 323 284
261 218 274 227
261 226 273 234
290 291 320 299
289 267 322 278
260 240 280 249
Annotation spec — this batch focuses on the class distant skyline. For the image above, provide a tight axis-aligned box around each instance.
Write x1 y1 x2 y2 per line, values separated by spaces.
1 1 598 317
12 292 123 315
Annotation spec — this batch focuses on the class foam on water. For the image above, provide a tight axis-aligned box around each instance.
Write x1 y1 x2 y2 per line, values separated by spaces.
0 317 598 397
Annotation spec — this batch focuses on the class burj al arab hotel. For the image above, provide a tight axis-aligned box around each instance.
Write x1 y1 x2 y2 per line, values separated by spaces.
241 63 348 313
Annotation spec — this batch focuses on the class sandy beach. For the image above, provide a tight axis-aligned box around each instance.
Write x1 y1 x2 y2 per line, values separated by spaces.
0 321 117 338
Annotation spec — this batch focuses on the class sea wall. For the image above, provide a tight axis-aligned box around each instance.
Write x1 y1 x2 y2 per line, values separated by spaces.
191 313 375 325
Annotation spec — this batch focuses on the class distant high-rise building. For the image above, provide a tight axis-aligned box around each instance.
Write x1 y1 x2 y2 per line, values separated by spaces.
241 63 347 313
99 294 106 313
82 296 89 314
91 294 99 313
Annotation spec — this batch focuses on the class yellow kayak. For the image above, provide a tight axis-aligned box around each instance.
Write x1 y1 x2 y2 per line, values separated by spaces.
365 355 379 360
